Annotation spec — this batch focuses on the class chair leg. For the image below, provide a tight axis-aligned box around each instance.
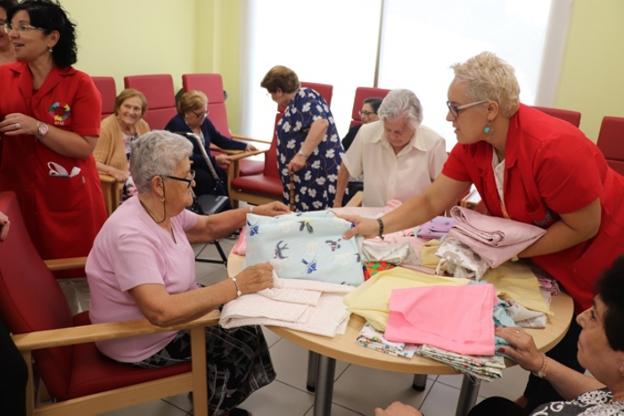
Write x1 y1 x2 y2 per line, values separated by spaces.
195 241 228 266
306 351 320 392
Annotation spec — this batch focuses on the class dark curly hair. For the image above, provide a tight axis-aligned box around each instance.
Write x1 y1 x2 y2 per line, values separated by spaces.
8 0 77 68
260 65 300 94
597 255 624 351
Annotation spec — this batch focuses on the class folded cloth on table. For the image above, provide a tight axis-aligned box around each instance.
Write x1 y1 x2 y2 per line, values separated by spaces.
361 239 412 264
417 216 456 240
344 267 470 331
363 261 396 280
504 299 547 328
435 236 490 280
220 272 353 337
356 323 419 359
448 206 546 268
245 210 363 285
385 284 497 356
417 345 505 381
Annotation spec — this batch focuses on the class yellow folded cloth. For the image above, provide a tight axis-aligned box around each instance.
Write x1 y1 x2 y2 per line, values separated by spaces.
419 239 441 268
482 262 551 315
344 267 469 331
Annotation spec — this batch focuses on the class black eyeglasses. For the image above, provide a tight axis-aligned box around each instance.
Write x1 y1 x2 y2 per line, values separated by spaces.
192 110 207 119
164 170 195 188
446 100 488 119
359 110 376 117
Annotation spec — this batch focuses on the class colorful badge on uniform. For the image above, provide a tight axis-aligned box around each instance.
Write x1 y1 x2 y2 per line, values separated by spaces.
48 102 71 126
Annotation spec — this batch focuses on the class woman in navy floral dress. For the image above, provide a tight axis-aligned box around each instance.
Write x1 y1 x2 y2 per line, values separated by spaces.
261 66 342 211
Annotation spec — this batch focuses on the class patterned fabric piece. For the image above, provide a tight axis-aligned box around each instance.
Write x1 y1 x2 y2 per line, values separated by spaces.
245 211 364 285
363 261 396 280
356 323 419 359
134 326 275 416
530 389 624 416
277 88 343 211
418 345 505 382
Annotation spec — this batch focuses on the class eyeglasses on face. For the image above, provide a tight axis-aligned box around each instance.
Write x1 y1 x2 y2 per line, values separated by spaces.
359 110 376 117
2 22 44 33
164 170 196 188
446 100 488 119
191 110 207 119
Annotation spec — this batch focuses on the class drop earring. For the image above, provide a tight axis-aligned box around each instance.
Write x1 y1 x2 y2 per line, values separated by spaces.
48 47 53 53
483 121 493 135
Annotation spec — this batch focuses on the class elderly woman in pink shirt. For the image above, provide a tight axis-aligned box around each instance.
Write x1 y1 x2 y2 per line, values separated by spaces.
86 130 289 416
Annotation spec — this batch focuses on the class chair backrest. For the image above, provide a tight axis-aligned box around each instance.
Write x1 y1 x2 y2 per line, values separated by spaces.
532 106 581 127
0 192 74 399
597 116 624 175
92 76 117 118
277 81 334 113
351 87 391 127
182 73 231 138
263 113 282 179
124 74 176 129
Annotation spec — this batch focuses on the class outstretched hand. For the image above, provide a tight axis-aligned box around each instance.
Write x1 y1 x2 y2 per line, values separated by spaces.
338 214 379 240
496 327 544 373
253 201 290 217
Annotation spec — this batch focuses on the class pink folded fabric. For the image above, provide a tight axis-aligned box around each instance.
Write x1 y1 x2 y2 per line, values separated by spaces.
448 206 546 268
385 284 496 356
232 225 248 255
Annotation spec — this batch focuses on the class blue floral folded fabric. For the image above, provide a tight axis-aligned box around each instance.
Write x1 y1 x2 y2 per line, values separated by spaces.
245 211 364 285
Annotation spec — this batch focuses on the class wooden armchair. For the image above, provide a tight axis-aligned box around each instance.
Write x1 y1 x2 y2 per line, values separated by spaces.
99 173 123 216
0 191 219 416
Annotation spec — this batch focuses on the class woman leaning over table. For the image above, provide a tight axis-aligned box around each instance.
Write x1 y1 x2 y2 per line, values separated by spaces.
86 131 289 416
0 0 106 260
94 88 150 200
344 51 624 413
261 65 343 211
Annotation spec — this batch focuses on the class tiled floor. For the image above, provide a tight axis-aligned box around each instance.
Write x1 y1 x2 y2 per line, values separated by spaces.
104 236 530 416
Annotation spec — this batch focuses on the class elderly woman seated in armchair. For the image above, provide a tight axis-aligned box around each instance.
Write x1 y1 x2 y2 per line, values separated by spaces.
86 130 289 416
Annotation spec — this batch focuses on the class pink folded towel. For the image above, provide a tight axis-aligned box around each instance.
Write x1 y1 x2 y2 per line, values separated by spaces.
385 284 496 356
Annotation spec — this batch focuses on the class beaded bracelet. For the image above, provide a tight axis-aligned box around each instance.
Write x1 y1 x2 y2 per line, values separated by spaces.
230 276 242 298
377 217 385 240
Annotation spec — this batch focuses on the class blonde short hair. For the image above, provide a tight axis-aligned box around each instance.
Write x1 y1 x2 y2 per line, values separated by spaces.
177 90 207 115
114 88 148 116
451 52 520 118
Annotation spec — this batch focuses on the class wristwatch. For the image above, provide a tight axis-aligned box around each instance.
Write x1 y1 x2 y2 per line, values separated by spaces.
36 122 49 140
296 150 309 158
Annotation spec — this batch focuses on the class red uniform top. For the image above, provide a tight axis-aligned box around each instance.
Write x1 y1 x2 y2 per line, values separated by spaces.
443 104 624 312
0 62 106 260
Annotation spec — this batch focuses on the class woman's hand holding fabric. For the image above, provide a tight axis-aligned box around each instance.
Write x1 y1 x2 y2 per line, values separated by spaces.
0 113 38 136
340 214 379 240
235 263 274 294
253 201 290 217
495 327 545 373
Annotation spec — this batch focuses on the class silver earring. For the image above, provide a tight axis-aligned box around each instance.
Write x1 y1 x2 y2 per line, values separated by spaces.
48 47 53 53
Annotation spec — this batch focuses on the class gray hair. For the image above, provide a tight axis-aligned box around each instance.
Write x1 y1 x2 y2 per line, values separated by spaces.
130 130 193 194
378 89 423 129
451 51 520 118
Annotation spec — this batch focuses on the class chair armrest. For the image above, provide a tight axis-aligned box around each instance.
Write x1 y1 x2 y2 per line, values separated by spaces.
231 133 272 145
99 173 117 184
12 310 220 352
227 149 266 161
44 257 87 271
345 191 363 207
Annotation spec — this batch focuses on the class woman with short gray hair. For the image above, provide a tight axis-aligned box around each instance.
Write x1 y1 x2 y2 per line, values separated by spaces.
344 51 624 413
86 131 289 416
377 89 423 129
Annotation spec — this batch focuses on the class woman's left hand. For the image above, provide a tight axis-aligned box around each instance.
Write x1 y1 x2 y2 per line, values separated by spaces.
0 113 39 136
287 153 307 173
253 201 290 217
215 154 231 169
246 143 258 151
496 327 545 373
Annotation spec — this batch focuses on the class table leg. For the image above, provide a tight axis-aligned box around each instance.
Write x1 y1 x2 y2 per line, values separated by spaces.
313 355 336 416
454 375 481 416
306 351 320 392
412 374 427 391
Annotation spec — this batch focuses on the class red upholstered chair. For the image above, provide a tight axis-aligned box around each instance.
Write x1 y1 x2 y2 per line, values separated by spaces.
229 81 334 206
350 87 391 127
597 116 624 175
91 76 122 215
124 74 177 129
0 191 218 416
91 76 116 118
182 73 264 176
532 105 581 127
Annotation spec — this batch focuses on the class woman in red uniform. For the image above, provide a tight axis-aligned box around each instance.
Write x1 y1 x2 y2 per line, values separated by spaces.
0 0 106 260
344 51 624 413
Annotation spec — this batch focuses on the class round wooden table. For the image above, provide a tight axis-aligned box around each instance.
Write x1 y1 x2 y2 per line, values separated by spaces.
228 253 574 416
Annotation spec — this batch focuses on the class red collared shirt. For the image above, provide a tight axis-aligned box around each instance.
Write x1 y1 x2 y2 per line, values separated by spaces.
443 104 624 311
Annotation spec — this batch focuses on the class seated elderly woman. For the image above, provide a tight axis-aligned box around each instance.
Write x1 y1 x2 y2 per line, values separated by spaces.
375 256 624 416
93 88 150 199
86 131 288 416
165 90 255 197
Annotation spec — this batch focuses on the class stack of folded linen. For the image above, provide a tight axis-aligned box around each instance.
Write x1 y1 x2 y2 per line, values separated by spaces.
417 345 506 381
220 272 353 337
356 323 420 359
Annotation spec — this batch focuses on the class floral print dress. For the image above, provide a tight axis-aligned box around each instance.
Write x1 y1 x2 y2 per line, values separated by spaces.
277 87 343 211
